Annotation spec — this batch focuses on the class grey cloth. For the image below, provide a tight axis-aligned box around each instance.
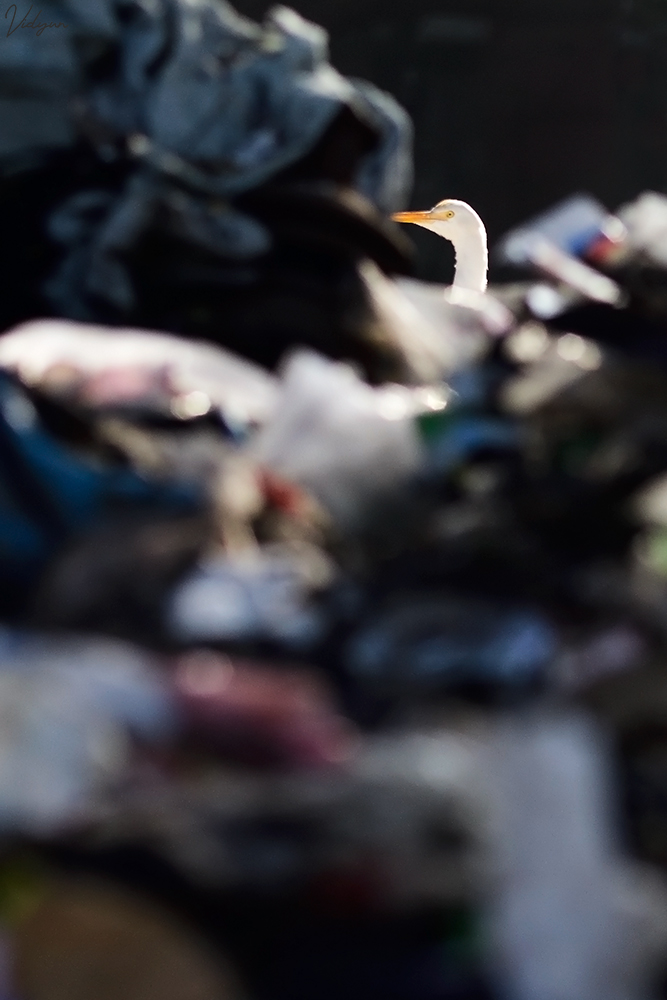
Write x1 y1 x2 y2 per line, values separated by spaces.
83 1 413 208
0 0 412 316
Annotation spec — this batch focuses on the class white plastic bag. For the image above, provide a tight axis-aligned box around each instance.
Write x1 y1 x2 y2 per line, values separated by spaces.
250 350 426 529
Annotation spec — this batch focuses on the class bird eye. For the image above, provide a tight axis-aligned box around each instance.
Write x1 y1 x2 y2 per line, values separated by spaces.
445 210 455 219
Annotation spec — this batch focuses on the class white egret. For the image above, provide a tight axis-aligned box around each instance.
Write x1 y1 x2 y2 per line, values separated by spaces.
392 199 488 298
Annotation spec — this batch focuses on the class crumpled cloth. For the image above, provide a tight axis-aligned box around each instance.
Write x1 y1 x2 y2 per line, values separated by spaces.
0 0 412 318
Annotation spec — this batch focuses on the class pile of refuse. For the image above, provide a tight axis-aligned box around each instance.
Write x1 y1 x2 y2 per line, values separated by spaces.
5 2 667 1000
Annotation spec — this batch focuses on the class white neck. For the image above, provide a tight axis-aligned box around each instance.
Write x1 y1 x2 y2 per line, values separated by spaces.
450 228 488 293
420 214 488 293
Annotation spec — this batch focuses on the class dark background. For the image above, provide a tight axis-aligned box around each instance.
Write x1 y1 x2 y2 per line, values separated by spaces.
235 0 667 283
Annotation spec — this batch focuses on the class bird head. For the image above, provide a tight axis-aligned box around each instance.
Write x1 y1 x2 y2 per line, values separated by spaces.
392 199 485 240
392 198 488 293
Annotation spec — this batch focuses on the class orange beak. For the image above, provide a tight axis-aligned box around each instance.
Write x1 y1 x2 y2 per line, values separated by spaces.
392 210 432 224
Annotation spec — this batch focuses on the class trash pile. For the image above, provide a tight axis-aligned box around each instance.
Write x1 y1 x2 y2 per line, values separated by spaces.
4 2 667 1000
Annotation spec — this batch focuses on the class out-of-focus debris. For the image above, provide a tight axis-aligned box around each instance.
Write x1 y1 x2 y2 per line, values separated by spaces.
343 595 556 699
0 0 421 385
497 193 627 266
616 191 667 268
250 350 427 532
0 632 174 835
168 545 333 647
0 368 204 622
7 2 667 997
486 711 667 1000
0 319 279 428
173 650 356 769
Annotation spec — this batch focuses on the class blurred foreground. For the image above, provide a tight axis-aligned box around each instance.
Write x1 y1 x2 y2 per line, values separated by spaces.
2 3 667 1000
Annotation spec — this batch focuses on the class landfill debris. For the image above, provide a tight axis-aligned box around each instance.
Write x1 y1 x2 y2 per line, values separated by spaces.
0 319 280 428
0 632 175 835
0 0 424 385
486 711 667 1000
4 1 667 999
